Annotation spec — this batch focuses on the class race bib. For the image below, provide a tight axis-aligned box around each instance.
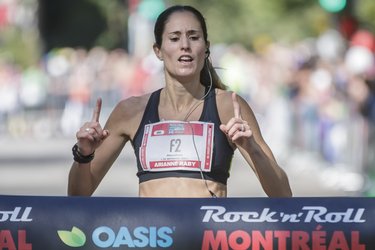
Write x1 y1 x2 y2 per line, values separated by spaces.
139 120 214 172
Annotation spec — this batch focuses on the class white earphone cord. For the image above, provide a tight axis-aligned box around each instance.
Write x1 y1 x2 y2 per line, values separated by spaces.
186 58 216 198
183 58 213 122
187 122 217 198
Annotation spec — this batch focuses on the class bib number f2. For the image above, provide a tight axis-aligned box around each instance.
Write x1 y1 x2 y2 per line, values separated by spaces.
170 139 181 152
139 121 214 172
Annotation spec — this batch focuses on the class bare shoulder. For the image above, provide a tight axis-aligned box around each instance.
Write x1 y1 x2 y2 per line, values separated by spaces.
215 88 233 102
104 93 153 140
115 93 151 117
215 89 234 114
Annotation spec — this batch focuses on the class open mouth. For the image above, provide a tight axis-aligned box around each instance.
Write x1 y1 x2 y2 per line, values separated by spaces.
178 55 193 62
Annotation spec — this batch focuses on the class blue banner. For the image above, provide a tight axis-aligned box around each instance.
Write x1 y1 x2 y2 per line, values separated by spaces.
0 195 373 249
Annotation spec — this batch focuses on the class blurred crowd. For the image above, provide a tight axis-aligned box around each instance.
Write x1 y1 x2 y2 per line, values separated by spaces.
211 30 375 195
0 27 375 195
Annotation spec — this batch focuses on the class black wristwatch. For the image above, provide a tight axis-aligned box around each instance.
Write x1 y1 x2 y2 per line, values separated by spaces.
72 143 95 164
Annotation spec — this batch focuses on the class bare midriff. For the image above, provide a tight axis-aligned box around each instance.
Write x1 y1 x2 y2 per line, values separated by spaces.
138 177 227 197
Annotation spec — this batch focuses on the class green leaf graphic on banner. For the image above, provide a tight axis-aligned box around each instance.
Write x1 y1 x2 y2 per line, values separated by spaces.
58 227 86 247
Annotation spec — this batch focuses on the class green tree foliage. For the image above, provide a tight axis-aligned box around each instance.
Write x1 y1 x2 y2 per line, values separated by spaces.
168 0 334 49
0 26 41 69
1 0 375 69
88 0 129 50
356 0 375 33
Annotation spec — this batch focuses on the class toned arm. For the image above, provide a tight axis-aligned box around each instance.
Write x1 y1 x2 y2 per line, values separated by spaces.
68 96 147 196
217 90 292 197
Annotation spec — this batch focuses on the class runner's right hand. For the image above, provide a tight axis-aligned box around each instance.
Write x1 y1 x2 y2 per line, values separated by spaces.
76 98 110 156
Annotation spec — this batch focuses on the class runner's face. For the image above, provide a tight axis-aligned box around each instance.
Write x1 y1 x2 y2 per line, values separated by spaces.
155 11 207 82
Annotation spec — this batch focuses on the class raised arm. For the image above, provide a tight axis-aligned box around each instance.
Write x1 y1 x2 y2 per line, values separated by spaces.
219 92 292 197
68 98 126 196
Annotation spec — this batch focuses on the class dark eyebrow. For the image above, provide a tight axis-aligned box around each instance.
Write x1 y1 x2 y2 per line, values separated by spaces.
168 30 201 35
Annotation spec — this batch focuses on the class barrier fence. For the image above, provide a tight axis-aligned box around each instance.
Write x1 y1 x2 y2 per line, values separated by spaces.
0 195 373 249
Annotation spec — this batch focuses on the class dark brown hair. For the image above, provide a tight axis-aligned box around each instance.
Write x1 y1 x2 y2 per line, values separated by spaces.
154 5 226 90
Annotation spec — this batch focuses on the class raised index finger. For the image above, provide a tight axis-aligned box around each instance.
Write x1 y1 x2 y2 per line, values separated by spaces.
232 92 242 119
91 98 102 122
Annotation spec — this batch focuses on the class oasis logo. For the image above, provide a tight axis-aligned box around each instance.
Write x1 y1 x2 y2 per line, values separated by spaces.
93 226 173 248
58 227 86 247
58 226 174 248
0 207 32 222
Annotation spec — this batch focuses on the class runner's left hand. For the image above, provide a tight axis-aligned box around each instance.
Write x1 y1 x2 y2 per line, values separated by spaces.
219 92 253 148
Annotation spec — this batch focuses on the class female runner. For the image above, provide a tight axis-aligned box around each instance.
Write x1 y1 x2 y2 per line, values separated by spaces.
68 5 292 198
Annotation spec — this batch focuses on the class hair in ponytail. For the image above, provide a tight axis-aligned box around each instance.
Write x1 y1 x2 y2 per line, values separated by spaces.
201 58 227 90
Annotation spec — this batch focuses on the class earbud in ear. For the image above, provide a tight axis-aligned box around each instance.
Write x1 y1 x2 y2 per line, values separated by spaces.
205 48 210 58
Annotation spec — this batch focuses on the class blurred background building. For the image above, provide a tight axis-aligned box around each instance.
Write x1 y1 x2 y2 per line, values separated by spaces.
0 0 375 197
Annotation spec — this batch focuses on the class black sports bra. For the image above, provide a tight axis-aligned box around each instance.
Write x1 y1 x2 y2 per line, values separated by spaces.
132 87 234 185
